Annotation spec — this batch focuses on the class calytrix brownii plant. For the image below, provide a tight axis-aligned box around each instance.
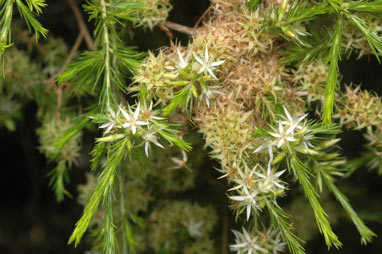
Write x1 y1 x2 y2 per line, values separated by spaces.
1 0 382 253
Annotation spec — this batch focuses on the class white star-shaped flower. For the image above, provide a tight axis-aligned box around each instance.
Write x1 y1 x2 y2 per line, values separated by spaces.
230 227 266 254
120 103 149 135
99 104 121 134
200 85 225 107
142 128 164 157
269 121 297 148
166 48 191 72
229 185 259 221
228 164 258 192
254 164 286 194
187 218 204 238
279 106 307 133
168 150 192 171
193 47 225 80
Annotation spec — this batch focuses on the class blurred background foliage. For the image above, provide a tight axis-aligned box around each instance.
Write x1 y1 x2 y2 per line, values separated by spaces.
0 0 382 253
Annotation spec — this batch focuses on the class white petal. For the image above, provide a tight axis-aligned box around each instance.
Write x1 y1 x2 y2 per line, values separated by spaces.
193 53 203 65
100 122 111 129
145 142 149 157
153 140 164 149
121 123 130 128
275 169 286 178
207 68 218 80
230 242 247 249
284 106 293 122
134 103 140 120
229 196 246 201
177 48 184 64
253 144 265 153
242 227 251 241
254 171 266 179
107 104 115 118
131 125 136 135
120 106 130 120
228 185 242 192
105 124 114 134
269 132 282 138
246 205 251 221
211 60 225 67
136 121 149 125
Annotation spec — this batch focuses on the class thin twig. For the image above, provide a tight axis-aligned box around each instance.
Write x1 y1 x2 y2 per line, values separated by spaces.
67 0 95 50
56 83 63 120
194 6 212 28
163 21 197 36
159 22 174 39
45 32 84 85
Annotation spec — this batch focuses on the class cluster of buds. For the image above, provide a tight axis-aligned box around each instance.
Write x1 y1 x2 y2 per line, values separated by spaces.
363 126 382 174
134 0 173 30
230 227 285 254
334 86 382 129
97 102 164 157
293 60 328 106
133 46 225 114
38 116 82 166
228 163 286 220
343 13 382 58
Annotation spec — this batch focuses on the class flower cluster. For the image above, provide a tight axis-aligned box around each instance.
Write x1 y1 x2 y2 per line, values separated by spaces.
362 126 382 174
230 227 285 254
334 86 382 130
97 102 165 157
133 46 226 115
253 106 313 160
228 163 286 220
133 0 173 30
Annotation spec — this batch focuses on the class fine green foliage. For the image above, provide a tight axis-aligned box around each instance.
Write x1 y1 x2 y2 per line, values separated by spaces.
322 173 376 244
1 0 382 253
69 138 128 247
267 201 305 254
47 160 72 202
290 156 341 248
0 0 47 75
59 0 144 108
323 15 343 125
273 0 382 123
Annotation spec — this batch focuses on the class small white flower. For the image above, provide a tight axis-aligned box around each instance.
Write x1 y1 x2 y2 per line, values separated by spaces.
230 227 266 254
229 185 259 221
142 100 165 121
271 231 286 254
279 106 307 134
169 150 192 171
228 164 258 192
200 85 225 107
254 165 286 194
99 104 120 134
166 48 192 73
269 122 297 148
193 47 225 80
142 128 164 157
120 103 149 135
186 218 204 238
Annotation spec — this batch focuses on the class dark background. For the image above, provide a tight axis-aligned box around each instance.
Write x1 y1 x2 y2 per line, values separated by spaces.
1 0 382 253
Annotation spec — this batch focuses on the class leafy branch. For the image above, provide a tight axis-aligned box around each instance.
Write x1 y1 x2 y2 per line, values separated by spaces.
69 138 128 246
289 155 342 248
